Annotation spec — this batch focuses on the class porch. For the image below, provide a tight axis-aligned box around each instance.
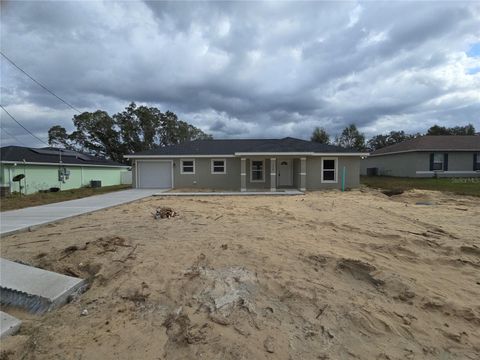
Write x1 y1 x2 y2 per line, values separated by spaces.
239 156 307 192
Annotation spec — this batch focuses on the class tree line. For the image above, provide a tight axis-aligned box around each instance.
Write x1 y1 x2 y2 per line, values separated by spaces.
48 102 476 162
48 103 212 163
310 123 476 151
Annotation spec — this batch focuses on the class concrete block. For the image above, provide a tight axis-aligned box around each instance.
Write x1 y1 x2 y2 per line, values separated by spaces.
0 258 86 314
0 311 21 338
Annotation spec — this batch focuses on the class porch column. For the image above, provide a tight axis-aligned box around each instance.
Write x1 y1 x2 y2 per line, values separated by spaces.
240 158 247 192
300 157 306 191
270 158 276 192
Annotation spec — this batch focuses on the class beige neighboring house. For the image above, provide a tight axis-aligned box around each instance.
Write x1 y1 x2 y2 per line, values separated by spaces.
361 136 480 178
125 137 368 191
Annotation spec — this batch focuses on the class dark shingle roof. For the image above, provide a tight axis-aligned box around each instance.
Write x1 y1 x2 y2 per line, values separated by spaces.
371 136 480 156
129 137 359 156
1 146 127 167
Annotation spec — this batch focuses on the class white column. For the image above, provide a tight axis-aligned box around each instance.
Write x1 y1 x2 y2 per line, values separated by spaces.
240 158 247 192
270 158 276 192
300 157 306 192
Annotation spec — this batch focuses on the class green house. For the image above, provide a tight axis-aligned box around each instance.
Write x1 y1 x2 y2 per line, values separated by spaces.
1 146 130 195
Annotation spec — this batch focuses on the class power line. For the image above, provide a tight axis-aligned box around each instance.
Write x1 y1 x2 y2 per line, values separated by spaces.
0 126 29 147
0 105 49 146
1 51 82 113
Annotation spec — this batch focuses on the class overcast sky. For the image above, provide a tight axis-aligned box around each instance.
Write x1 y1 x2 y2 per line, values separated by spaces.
1 1 479 147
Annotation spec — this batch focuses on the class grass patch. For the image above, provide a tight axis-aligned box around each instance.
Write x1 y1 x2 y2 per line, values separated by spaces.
361 176 480 197
1 184 131 212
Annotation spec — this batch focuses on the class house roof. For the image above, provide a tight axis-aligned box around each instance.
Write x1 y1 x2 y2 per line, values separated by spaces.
371 136 480 156
0 146 128 167
127 137 362 157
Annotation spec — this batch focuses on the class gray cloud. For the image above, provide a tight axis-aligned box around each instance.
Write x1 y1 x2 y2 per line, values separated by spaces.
1 0 479 147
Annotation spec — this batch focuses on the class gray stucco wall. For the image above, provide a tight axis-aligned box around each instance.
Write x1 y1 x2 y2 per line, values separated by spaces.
173 158 241 190
361 151 479 178
133 155 362 190
360 153 417 177
305 156 360 190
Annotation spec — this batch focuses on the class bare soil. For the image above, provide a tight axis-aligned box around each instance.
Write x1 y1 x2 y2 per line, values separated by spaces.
1 188 479 360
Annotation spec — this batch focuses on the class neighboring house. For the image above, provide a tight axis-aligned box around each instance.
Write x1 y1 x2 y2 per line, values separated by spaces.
125 137 367 191
1 146 130 195
361 136 480 178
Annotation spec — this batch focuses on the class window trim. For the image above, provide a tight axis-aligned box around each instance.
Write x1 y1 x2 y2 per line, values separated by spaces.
321 157 338 183
180 159 195 174
250 159 265 183
211 159 226 174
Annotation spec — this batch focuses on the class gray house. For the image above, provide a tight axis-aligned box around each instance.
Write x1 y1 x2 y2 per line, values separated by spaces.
125 137 367 191
361 136 480 178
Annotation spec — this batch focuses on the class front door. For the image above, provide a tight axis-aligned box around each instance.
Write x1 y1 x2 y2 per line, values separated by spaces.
278 160 292 186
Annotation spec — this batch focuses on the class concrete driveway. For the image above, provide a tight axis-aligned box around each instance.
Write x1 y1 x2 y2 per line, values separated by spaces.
0 189 164 236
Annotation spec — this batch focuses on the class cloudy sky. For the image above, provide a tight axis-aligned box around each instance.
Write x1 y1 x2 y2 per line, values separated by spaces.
1 0 479 147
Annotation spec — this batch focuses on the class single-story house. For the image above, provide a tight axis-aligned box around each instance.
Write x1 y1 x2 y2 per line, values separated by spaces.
361 135 480 178
125 137 368 191
1 146 130 195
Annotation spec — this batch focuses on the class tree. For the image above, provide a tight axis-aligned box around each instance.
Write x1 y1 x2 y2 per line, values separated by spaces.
310 127 330 144
427 124 476 136
48 125 72 149
48 103 212 163
367 130 417 151
335 124 366 151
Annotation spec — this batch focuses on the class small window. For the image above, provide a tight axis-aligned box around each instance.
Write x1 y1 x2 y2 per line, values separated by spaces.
433 153 444 171
211 159 226 174
250 160 264 182
475 153 480 171
322 158 337 183
181 159 195 174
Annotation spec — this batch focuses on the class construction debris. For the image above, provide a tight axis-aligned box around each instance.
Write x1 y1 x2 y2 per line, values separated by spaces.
153 207 177 219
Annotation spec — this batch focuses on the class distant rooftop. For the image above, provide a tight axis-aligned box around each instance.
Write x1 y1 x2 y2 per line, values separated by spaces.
0 146 127 167
371 136 480 156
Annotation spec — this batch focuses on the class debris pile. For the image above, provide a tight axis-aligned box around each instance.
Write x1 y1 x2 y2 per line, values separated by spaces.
153 207 177 219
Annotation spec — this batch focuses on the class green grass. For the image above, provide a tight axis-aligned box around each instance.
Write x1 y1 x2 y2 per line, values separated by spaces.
361 176 480 197
0 184 131 212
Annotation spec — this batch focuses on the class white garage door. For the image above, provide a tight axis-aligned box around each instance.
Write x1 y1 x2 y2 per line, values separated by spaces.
137 161 172 189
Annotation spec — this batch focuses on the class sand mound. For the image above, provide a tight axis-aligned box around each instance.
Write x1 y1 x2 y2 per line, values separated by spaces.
1 189 479 359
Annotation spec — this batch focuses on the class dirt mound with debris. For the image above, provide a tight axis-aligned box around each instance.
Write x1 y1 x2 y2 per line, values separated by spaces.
1 189 479 360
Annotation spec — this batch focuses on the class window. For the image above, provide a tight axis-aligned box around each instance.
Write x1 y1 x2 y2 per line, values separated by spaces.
211 159 226 174
433 153 444 171
181 159 195 174
322 158 337 183
250 160 264 182
475 153 480 171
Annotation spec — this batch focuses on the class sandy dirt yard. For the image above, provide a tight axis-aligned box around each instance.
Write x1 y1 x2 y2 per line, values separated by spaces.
1 188 479 360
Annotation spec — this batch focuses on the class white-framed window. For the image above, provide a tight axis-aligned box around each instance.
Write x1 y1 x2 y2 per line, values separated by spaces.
433 153 444 171
181 159 195 174
250 160 265 182
321 157 337 183
211 159 226 174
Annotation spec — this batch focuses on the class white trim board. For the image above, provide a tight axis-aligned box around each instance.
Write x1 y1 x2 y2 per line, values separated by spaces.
416 171 480 174
180 159 196 174
211 159 226 174
321 157 338 183
250 159 265 183
126 153 368 158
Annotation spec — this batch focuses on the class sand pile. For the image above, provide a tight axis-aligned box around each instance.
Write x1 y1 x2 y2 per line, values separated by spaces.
1 188 479 359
